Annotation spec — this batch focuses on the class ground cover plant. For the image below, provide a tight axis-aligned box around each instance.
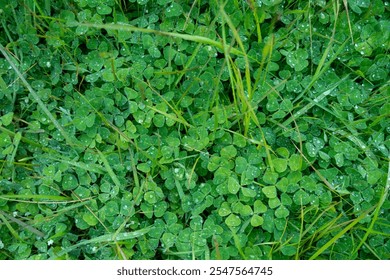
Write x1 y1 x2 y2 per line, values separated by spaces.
0 0 389 260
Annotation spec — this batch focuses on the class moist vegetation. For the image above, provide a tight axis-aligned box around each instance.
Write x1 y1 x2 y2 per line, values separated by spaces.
0 0 389 260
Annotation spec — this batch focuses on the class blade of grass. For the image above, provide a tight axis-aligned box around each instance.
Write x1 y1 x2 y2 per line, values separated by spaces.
0 43 75 146
0 194 72 202
230 229 247 260
309 208 373 260
0 210 45 238
52 200 92 215
293 37 349 104
219 3 252 100
218 2 274 171
352 158 390 257
342 0 354 44
0 125 57 153
277 76 349 133
0 212 23 241
78 22 244 56
42 155 106 174
295 201 305 260
53 226 152 258
96 148 122 189
147 106 192 128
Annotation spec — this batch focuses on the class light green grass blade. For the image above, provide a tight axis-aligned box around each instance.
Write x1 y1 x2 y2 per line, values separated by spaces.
352 158 390 257
97 149 122 189
0 212 23 241
309 208 373 260
0 43 75 146
43 155 106 174
293 38 349 103
53 226 152 258
147 106 192 128
52 200 92 215
78 22 244 56
0 126 57 153
0 210 45 238
0 194 72 202
277 76 349 133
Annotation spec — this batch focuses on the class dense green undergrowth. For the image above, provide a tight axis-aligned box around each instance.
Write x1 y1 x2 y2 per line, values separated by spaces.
0 0 389 260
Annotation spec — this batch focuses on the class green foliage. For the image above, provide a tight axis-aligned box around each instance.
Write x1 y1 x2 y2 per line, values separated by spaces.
0 0 388 260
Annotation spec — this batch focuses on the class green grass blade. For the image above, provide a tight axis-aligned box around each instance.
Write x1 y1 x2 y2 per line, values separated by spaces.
0 212 22 241
309 208 373 260
278 76 348 133
352 158 390 257
78 22 244 56
43 155 106 175
97 149 122 189
0 43 75 146
53 226 152 258
0 210 45 238
0 194 72 202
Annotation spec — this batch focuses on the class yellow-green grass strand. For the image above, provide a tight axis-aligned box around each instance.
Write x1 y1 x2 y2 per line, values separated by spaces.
294 35 347 102
97 148 122 190
174 43 202 88
252 35 275 91
220 17 238 112
0 43 75 146
231 228 247 260
229 57 248 126
352 158 390 257
249 0 264 43
354 235 381 259
0 194 72 202
79 22 244 56
0 212 22 241
295 203 305 260
133 173 147 206
300 203 340 240
310 212 345 242
219 3 252 101
0 210 45 238
52 226 152 259
51 200 92 215
134 77 192 129
297 96 377 164
174 12 220 88
293 16 348 103
218 4 274 169
0 76 8 90
278 76 348 133
147 106 192 128
43 155 106 174
355 227 390 238
7 132 22 181
342 0 354 43
128 146 140 192
309 208 373 260
299 212 344 257
174 177 185 201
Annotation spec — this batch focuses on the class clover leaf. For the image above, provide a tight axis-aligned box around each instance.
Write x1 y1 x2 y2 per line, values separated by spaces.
225 214 241 227
273 158 288 173
228 177 240 194
262 186 277 198
282 49 309 72
62 174 78 190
